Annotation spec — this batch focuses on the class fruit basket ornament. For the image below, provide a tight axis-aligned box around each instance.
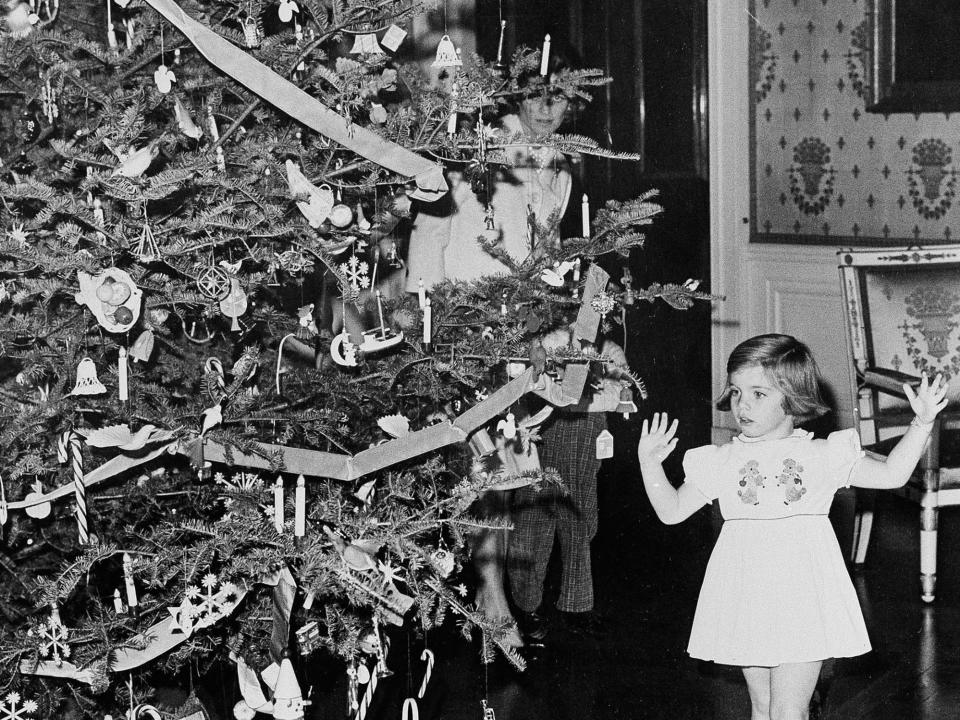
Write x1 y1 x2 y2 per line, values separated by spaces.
74 268 142 333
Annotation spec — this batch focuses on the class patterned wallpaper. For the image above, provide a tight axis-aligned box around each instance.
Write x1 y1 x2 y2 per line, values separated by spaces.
751 0 960 245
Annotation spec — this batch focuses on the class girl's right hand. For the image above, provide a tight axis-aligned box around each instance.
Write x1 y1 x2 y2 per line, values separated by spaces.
637 412 679 465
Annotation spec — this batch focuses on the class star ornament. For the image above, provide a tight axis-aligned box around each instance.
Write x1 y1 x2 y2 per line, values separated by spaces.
7 224 28 248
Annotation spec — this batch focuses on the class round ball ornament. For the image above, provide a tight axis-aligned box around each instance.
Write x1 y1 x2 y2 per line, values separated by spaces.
11 152 36 175
328 203 354 228
431 548 455 577
96 279 116 302
233 701 256 720
356 662 371 684
113 306 134 325
108 281 131 305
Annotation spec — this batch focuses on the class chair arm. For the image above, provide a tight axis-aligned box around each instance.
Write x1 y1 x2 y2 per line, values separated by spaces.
862 367 922 399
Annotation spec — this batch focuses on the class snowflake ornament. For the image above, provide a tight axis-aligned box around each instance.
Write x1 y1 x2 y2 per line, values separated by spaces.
590 290 617 318
338 254 371 292
168 573 241 637
0 693 38 720
35 610 70 666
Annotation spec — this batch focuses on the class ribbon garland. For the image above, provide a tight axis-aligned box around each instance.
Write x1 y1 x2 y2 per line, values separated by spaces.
140 0 448 202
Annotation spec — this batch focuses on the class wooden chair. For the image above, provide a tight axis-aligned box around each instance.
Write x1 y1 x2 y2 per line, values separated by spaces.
838 246 960 602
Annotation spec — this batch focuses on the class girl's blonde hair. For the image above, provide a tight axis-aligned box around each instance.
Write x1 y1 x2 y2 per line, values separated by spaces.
715 333 830 423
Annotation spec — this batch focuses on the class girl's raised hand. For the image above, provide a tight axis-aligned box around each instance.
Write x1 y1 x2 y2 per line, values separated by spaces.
637 412 680 464
904 372 949 424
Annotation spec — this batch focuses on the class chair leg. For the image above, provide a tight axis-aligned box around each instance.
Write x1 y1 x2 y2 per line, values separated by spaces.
920 489 938 603
850 491 875 565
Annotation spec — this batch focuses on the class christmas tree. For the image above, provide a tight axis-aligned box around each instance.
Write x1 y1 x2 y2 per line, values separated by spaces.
0 0 711 716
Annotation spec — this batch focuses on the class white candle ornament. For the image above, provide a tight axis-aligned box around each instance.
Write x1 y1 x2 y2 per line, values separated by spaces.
118 347 128 401
417 279 426 309
496 20 506 65
113 588 124 613
540 34 551 76
294 475 305 537
581 194 590 238
274 476 284 534
207 106 219 141
423 298 432 347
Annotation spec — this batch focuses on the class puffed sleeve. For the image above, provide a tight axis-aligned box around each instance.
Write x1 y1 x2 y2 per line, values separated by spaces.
682 444 723 500
824 428 865 489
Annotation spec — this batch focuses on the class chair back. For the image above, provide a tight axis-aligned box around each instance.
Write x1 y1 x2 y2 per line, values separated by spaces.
838 247 960 420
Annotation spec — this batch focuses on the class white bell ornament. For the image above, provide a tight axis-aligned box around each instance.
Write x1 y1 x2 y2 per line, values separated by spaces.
68 357 107 396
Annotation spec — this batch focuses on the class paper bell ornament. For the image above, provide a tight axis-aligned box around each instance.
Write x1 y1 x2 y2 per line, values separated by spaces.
431 34 462 68
349 33 383 55
69 357 107 396
243 16 261 47
129 330 155 362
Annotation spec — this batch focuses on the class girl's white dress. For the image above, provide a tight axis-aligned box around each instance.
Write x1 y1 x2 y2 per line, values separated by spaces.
683 428 871 666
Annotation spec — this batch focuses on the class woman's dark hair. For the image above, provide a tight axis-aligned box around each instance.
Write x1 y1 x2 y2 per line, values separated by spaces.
504 39 588 115
715 333 830 423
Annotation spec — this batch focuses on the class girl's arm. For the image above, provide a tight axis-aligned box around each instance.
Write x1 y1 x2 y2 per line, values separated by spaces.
850 373 949 489
637 412 709 524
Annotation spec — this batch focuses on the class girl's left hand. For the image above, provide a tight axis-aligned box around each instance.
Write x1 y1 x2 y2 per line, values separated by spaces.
904 372 949 424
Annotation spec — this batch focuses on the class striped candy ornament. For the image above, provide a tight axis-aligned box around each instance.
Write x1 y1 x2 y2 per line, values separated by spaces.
57 430 70 464
70 432 88 544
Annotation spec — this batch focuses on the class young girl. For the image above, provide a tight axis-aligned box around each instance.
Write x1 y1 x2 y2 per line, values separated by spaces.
637 334 947 720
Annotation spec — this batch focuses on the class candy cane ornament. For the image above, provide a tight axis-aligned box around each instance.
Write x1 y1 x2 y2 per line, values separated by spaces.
70 432 88 544
57 430 70 463
402 697 419 720
417 649 434 699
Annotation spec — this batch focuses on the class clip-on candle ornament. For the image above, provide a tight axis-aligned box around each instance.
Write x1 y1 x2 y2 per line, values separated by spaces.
0 473 7 526
118 346 128 401
422 298 432 352
206 105 219 141
540 34 551 76
294 475 305 537
581 194 590 238
447 82 458 136
274 476 284 534
494 19 507 72
113 588 125 613
105 0 117 48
